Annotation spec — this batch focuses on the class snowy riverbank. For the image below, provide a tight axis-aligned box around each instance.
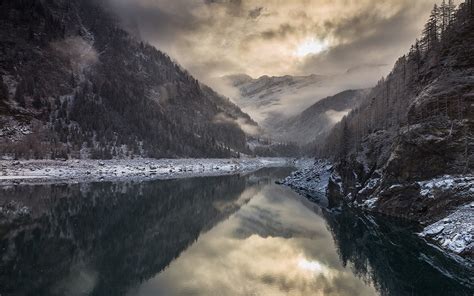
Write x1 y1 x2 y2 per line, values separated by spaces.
279 161 474 260
0 158 294 185
278 159 332 205
420 202 474 257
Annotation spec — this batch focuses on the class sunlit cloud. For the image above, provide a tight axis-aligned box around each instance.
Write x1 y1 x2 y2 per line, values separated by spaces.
294 38 329 57
104 0 445 119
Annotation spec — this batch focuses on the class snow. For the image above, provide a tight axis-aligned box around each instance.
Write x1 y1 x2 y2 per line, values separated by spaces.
420 202 474 255
278 159 332 200
417 175 474 198
357 177 380 195
0 158 293 185
362 197 379 209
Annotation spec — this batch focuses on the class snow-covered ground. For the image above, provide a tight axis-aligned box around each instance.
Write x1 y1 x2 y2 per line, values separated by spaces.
420 202 474 256
0 158 293 185
277 159 332 203
417 175 474 198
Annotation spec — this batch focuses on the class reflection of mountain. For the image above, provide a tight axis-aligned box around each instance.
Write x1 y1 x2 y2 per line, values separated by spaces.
0 175 250 296
233 185 326 240
323 208 474 296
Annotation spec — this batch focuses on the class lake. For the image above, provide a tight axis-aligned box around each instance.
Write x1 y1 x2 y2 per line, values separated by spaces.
0 167 472 296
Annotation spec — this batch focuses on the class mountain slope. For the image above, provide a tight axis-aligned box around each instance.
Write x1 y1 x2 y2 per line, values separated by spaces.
222 74 328 124
0 0 256 159
273 89 368 145
222 67 386 142
314 1 474 256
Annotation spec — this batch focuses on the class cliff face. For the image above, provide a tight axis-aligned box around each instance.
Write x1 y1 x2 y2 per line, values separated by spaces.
322 2 473 231
0 0 256 159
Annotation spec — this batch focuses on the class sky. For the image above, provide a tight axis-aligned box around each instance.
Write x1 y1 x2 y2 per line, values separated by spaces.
106 0 443 79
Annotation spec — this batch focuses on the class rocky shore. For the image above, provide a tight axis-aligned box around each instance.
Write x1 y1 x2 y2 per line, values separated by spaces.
0 158 293 185
279 160 474 259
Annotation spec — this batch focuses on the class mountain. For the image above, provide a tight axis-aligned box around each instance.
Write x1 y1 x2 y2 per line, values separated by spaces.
0 0 257 159
222 73 328 125
222 65 387 139
316 1 474 247
272 89 369 145
223 73 327 110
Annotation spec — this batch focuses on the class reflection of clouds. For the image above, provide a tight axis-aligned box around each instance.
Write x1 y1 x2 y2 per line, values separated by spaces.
129 185 377 296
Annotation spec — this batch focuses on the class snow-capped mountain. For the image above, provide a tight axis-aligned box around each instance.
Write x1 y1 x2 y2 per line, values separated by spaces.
222 74 328 125
221 65 388 143
223 73 371 144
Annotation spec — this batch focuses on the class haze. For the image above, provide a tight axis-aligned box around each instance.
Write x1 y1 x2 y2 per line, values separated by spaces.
105 0 452 118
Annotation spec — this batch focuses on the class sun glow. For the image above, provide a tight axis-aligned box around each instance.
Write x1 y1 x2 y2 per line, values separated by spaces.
297 258 326 274
294 38 328 57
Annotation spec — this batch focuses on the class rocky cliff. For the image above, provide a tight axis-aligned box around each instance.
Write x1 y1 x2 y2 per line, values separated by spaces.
294 1 474 257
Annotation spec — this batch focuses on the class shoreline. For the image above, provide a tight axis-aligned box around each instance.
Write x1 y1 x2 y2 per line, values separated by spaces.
279 162 474 261
0 158 294 186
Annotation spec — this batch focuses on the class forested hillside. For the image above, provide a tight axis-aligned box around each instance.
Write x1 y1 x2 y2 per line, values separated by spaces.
320 0 473 223
274 89 368 146
0 0 256 159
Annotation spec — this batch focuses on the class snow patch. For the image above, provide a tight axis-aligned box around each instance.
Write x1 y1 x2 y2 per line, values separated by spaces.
417 175 474 198
420 202 474 255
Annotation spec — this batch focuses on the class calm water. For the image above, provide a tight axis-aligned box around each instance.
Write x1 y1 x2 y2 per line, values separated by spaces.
0 168 472 296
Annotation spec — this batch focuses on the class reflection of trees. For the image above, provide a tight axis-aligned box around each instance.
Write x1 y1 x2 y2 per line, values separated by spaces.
0 175 251 296
323 208 474 296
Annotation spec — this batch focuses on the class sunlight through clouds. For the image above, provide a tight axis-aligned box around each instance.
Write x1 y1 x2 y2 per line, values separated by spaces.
294 38 329 57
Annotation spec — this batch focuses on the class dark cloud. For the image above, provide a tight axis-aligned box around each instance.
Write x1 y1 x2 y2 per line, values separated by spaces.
260 23 298 40
204 0 244 16
102 0 442 111
299 3 430 75
248 6 264 19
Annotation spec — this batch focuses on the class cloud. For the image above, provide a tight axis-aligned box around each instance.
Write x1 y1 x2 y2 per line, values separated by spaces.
213 113 260 136
325 109 351 124
50 36 98 74
248 6 264 19
102 0 444 119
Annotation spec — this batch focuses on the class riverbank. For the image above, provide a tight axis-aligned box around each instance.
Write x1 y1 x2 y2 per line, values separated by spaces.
0 158 294 185
279 161 474 260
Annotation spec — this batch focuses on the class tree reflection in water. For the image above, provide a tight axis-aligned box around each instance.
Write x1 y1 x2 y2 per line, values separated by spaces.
0 167 472 296
324 207 474 296
0 170 288 296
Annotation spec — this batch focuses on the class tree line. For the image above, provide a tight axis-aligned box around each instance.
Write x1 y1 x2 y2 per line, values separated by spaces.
319 0 473 160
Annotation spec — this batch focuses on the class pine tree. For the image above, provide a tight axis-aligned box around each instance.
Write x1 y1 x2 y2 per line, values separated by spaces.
422 5 440 52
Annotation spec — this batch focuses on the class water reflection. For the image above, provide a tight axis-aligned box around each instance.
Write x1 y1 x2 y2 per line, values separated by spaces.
0 168 472 296
0 172 275 296
324 208 474 296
